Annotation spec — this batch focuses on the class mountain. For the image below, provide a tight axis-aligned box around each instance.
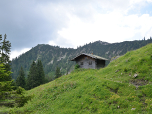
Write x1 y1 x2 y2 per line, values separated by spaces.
4 43 152 113
11 38 152 81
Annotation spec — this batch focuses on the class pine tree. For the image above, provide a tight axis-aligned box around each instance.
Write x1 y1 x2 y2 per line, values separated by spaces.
55 66 61 79
0 34 31 107
0 34 12 100
26 60 45 90
0 34 11 63
26 61 38 90
37 60 45 85
0 34 2 49
0 63 13 99
16 66 26 89
0 34 11 81
0 63 12 83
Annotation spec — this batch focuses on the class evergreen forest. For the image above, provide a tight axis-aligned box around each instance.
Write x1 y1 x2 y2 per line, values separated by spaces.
11 38 152 82
2 41 152 114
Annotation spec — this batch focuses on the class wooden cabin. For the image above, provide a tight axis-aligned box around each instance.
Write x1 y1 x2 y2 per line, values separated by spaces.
70 53 108 69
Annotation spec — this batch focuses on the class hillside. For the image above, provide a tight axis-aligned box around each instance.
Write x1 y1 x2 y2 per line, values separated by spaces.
4 43 152 113
11 39 152 81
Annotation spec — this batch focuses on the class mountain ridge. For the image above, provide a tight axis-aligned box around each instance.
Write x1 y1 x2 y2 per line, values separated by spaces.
5 43 152 114
11 39 152 81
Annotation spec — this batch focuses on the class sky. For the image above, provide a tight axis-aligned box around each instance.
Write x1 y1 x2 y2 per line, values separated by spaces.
0 0 152 60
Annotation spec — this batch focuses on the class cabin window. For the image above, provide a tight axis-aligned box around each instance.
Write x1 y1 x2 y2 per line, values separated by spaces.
89 61 92 65
80 62 83 65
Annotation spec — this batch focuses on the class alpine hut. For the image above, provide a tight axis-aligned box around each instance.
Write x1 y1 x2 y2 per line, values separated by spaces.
70 53 108 69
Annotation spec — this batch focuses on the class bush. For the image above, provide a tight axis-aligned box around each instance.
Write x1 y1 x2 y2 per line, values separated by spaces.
123 68 128 72
74 64 80 70
15 94 32 107
16 86 25 95
15 87 32 107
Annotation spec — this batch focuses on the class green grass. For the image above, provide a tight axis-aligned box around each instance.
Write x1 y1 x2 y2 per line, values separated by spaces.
1 43 152 114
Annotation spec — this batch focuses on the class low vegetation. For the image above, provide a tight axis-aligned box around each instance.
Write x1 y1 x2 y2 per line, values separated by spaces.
1 43 152 113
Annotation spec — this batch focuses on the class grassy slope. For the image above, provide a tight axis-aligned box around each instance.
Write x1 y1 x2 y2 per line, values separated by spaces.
3 43 152 114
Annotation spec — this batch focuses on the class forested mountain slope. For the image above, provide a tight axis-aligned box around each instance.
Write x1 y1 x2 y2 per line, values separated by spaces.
5 43 152 114
11 38 152 80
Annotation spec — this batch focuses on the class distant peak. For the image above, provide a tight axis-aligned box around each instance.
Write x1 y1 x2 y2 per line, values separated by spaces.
99 41 110 45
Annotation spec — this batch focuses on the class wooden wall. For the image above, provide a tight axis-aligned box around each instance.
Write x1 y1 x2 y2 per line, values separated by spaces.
75 55 106 69
76 55 96 69
96 59 105 69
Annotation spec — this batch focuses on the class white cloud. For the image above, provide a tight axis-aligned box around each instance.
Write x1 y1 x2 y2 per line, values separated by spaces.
49 41 57 46
57 8 152 48
147 0 152 2
51 4 152 48
1 0 152 59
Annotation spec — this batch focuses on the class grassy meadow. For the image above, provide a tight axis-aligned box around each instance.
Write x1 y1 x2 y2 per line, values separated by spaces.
1 43 152 114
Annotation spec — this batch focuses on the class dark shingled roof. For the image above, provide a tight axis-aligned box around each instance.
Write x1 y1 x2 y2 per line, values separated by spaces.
70 53 109 61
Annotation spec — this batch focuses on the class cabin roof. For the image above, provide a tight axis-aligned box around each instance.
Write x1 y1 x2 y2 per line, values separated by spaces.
70 53 109 61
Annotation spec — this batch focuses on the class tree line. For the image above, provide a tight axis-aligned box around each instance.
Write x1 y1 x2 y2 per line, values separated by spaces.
11 36 152 82
0 33 63 108
10 44 74 81
0 34 31 108
16 60 62 90
16 60 45 90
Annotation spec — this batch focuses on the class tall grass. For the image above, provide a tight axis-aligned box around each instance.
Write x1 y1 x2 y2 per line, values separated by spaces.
1 43 152 114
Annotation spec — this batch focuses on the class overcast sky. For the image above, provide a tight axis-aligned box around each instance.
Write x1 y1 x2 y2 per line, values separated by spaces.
0 0 152 60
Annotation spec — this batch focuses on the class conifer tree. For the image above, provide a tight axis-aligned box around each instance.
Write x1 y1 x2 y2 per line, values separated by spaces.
0 34 11 81
16 66 26 89
0 63 12 83
0 34 2 48
0 34 31 107
37 60 45 85
26 61 38 90
0 34 12 100
55 66 61 79
0 34 11 63
0 63 13 99
26 60 45 90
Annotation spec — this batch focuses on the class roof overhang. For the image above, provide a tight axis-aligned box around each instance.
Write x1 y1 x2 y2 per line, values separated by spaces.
70 53 109 61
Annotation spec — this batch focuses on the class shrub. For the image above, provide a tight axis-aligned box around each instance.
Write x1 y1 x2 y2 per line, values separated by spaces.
16 86 25 95
15 87 32 107
15 94 32 107
74 64 80 70
123 68 128 72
